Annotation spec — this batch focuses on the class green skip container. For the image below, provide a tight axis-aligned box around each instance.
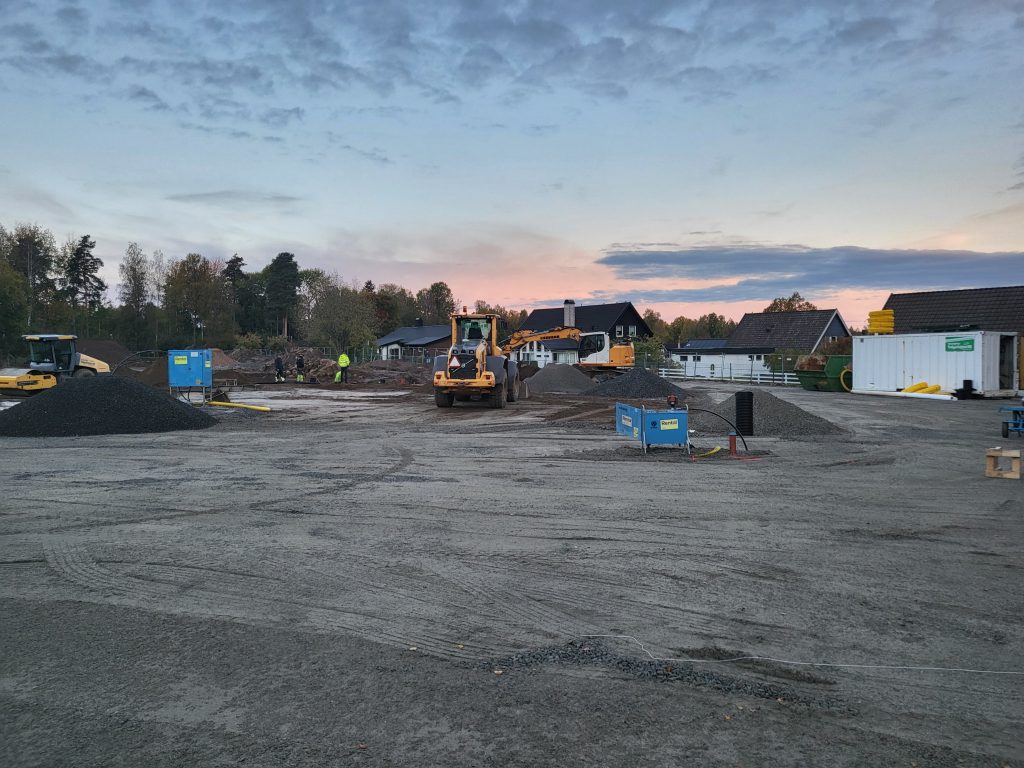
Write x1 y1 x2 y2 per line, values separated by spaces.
795 355 852 393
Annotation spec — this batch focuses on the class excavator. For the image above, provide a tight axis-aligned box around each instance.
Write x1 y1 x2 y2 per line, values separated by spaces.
501 326 634 371
431 309 634 408
0 334 110 396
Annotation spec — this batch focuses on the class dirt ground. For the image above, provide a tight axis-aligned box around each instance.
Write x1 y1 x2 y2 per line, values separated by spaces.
1 383 1022 767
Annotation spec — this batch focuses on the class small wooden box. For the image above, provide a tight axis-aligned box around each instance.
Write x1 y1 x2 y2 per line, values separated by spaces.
985 448 1021 480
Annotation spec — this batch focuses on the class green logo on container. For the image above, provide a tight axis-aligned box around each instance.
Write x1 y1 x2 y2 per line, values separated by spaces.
945 336 974 352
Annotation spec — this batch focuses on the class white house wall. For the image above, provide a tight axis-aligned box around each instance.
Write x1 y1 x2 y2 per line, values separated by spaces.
667 353 772 378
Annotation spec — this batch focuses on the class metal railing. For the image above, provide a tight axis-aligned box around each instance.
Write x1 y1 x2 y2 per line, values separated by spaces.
656 365 800 386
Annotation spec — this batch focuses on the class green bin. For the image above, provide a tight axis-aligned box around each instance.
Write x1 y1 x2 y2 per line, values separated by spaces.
795 355 852 392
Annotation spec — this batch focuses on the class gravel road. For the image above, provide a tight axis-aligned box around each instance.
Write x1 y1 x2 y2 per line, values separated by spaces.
1 385 1021 766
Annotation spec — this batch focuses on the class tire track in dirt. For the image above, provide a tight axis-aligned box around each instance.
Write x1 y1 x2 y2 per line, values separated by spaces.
42 540 483 660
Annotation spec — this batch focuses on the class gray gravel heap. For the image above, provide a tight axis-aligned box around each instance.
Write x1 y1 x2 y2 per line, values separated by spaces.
0 376 217 437
526 364 594 394
585 367 684 398
484 638 845 710
688 388 843 437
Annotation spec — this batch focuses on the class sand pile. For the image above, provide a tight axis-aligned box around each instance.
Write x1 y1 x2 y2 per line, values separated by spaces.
527 364 594 394
0 376 217 437
210 348 236 369
586 368 684 399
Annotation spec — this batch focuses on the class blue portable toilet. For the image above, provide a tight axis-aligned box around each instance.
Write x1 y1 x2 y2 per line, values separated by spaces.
168 349 213 399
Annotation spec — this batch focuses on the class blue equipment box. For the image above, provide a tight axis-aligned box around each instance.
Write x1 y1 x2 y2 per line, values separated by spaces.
168 349 213 388
616 402 689 452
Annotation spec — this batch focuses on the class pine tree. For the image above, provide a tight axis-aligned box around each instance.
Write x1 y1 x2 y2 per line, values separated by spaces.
63 235 106 334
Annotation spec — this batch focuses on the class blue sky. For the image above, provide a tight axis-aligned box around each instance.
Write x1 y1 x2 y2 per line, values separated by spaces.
1 0 1022 325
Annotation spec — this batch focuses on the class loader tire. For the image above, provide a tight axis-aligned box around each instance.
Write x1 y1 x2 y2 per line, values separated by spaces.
489 384 506 409
507 375 519 403
435 390 455 408
73 368 96 378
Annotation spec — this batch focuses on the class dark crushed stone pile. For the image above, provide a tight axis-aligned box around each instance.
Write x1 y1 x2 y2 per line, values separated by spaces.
0 376 217 437
483 639 847 711
586 367 685 398
526 364 594 394
689 388 843 438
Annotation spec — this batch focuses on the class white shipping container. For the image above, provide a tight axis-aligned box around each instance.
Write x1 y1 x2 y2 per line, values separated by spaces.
852 331 1018 396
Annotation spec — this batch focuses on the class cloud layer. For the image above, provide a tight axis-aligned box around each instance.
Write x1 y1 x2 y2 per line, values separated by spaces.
597 243 1024 302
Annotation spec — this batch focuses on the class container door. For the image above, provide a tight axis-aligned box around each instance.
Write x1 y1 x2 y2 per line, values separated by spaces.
999 334 1015 390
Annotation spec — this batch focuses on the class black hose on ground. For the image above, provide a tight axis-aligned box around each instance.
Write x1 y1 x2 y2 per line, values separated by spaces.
685 408 749 452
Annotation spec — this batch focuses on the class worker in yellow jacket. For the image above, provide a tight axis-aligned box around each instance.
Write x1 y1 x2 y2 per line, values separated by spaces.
334 352 350 383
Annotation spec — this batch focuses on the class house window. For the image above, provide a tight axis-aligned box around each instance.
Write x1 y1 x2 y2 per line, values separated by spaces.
679 355 689 361
749 354 762 361
628 324 637 337
615 325 624 338
828 336 838 342
693 355 702 362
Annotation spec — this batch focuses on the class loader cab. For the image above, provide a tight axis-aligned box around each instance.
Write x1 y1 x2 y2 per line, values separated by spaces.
25 335 77 374
453 314 497 352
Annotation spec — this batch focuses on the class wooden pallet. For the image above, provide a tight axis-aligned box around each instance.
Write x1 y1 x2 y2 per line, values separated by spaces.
985 448 1021 480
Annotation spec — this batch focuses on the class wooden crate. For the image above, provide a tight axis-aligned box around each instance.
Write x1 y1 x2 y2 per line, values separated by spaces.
985 448 1021 480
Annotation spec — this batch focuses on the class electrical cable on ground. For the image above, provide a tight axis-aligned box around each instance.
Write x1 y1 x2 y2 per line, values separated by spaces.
581 634 1024 676
686 408 749 451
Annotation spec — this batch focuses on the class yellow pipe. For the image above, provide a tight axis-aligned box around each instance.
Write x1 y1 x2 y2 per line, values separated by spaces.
205 401 272 412
919 384 941 394
902 382 927 393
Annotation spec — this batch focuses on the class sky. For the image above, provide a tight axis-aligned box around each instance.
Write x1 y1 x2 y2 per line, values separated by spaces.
1 0 1023 328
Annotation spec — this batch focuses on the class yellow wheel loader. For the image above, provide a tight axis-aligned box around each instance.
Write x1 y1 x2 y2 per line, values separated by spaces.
0 335 111 396
432 311 521 408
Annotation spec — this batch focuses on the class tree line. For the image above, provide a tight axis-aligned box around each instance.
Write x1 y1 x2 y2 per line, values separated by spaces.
0 219 819 363
0 221 477 359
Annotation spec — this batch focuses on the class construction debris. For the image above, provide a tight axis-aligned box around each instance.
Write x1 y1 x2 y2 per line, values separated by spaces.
0 376 217 437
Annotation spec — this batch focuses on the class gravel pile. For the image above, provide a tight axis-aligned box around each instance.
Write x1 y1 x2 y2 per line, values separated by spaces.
484 639 842 709
689 388 843 437
0 376 217 437
526 364 594 394
585 367 684 398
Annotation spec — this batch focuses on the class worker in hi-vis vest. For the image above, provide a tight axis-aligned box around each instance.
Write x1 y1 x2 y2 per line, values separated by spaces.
334 352 350 383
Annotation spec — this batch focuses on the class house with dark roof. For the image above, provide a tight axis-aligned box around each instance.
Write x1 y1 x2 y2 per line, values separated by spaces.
521 300 652 339
376 323 450 361
726 309 849 352
883 285 1024 389
883 286 1024 334
661 310 849 379
517 300 652 366
665 339 775 377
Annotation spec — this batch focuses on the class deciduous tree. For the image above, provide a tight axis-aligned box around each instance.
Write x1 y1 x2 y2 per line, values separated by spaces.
0 259 28 358
763 292 816 312
416 281 456 324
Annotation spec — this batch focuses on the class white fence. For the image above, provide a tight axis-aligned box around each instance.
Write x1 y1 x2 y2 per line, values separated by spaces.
656 366 800 386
